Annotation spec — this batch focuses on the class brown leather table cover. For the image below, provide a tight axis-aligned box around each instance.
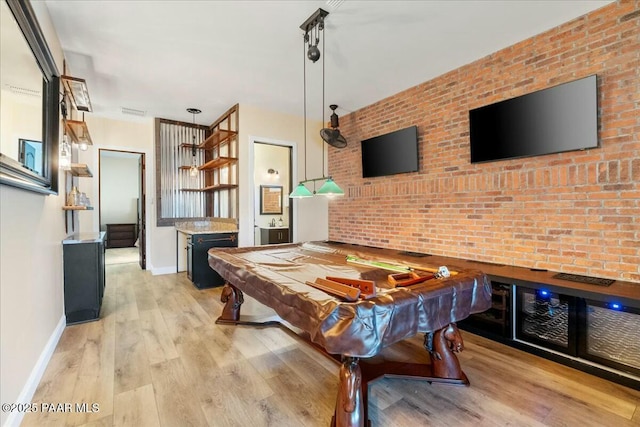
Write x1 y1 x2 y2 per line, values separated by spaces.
208 242 492 358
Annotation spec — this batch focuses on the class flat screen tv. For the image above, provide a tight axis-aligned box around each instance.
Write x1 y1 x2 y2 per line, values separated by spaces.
361 125 419 178
469 75 598 164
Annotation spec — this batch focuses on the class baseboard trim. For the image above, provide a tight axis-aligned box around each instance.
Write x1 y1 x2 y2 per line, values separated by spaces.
151 265 177 276
3 314 66 427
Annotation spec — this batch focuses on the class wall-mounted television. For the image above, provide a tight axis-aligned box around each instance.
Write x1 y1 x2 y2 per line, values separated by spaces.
361 125 419 178
469 75 598 164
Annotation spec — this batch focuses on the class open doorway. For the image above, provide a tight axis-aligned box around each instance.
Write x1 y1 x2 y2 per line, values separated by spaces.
99 149 146 269
252 141 293 245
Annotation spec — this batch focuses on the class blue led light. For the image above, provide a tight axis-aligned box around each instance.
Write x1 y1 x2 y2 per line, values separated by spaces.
610 303 622 310
538 290 550 297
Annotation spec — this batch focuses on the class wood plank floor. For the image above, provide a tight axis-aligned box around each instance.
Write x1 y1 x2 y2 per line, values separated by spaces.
22 263 640 427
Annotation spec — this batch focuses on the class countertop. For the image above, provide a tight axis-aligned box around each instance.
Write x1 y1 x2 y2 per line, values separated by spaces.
175 219 238 235
63 231 106 244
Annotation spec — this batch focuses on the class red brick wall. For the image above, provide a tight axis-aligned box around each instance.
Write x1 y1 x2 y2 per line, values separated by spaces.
328 1 640 282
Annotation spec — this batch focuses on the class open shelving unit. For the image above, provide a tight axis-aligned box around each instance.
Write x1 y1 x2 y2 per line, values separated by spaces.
63 163 94 232
178 104 239 218
69 163 93 177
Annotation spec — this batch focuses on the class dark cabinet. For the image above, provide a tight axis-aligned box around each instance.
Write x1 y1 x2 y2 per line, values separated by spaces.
459 281 511 339
458 277 640 388
187 232 237 289
106 223 136 248
62 232 106 324
260 228 289 245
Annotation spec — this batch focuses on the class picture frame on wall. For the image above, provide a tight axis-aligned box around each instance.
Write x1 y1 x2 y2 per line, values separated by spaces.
260 185 283 215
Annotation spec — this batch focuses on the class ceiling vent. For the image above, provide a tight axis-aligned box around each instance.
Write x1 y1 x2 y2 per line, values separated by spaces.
326 0 345 11
121 107 146 117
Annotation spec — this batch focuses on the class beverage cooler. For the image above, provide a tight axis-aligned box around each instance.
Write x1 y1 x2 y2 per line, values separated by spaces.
516 286 640 378
515 287 578 355
578 299 640 378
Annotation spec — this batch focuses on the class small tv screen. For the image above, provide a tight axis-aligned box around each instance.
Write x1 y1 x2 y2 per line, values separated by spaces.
361 125 419 178
469 75 598 164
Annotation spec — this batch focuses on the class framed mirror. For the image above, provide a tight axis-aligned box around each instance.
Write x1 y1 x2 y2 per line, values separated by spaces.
0 0 59 195
260 185 283 215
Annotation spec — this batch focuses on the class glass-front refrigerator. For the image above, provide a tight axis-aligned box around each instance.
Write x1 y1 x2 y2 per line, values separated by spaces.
578 299 640 377
515 286 578 355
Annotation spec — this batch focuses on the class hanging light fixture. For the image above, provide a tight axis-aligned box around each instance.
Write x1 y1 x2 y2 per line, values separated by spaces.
289 8 344 199
59 131 71 170
186 108 201 177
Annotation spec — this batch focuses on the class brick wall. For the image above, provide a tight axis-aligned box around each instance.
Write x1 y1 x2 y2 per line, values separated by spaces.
328 1 640 282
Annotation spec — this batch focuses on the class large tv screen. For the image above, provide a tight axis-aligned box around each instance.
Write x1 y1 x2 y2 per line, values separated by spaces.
361 125 419 178
469 75 598 164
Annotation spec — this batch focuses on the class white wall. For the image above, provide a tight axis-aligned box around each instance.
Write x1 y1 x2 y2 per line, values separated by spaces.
0 3 67 426
240 104 329 247
100 155 139 229
74 115 162 272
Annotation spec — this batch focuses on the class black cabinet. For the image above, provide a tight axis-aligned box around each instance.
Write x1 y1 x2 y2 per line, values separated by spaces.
187 232 237 289
260 228 289 245
459 276 640 388
458 281 511 339
62 232 106 324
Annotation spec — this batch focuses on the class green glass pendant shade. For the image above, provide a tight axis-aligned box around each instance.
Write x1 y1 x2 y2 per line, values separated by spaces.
289 182 313 198
316 178 344 196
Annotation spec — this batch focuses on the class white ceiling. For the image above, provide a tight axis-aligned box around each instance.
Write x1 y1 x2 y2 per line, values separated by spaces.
43 0 612 125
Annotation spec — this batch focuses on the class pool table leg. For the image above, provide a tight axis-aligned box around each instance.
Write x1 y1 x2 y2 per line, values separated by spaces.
332 356 365 427
216 283 244 324
215 283 280 327
425 323 467 382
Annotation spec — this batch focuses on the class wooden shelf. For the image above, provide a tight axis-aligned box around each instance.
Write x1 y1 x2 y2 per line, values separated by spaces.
198 129 237 150
199 157 237 170
62 206 94 210
180 143 206 150
63 119 93 145
69 163 93 177
181 184 238 192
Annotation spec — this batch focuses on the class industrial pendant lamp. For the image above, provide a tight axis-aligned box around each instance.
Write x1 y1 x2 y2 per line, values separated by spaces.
289 8 344 199
187 108 201 177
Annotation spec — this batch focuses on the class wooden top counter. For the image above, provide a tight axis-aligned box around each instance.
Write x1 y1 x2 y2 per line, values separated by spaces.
344 246 640 307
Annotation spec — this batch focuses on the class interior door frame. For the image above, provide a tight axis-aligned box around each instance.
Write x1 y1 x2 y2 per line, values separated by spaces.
248 136 296 245
98 148 146 269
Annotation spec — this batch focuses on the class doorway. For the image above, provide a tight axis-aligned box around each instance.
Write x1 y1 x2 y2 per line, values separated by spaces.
99 149 146 269
252 140 293 245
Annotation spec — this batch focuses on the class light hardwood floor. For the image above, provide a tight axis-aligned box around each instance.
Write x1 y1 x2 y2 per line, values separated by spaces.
22 263 640 427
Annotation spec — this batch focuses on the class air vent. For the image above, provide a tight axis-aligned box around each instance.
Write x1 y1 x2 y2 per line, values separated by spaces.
398 251 431 257
4 84 41 97
121 107 146 117
326 0 345 11
553 273 614 287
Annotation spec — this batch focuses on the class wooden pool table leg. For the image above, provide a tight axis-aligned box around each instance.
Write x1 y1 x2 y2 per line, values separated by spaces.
425 323 467 382
216 283 244 324
215 283 280 327
332 356 365 427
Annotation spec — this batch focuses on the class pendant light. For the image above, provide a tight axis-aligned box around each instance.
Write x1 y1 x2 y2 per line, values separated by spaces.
59 131 71 170
187 108 201 177
289 8 344 199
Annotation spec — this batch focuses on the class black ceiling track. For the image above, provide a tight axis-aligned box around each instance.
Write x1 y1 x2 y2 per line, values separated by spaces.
300 8 329 33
